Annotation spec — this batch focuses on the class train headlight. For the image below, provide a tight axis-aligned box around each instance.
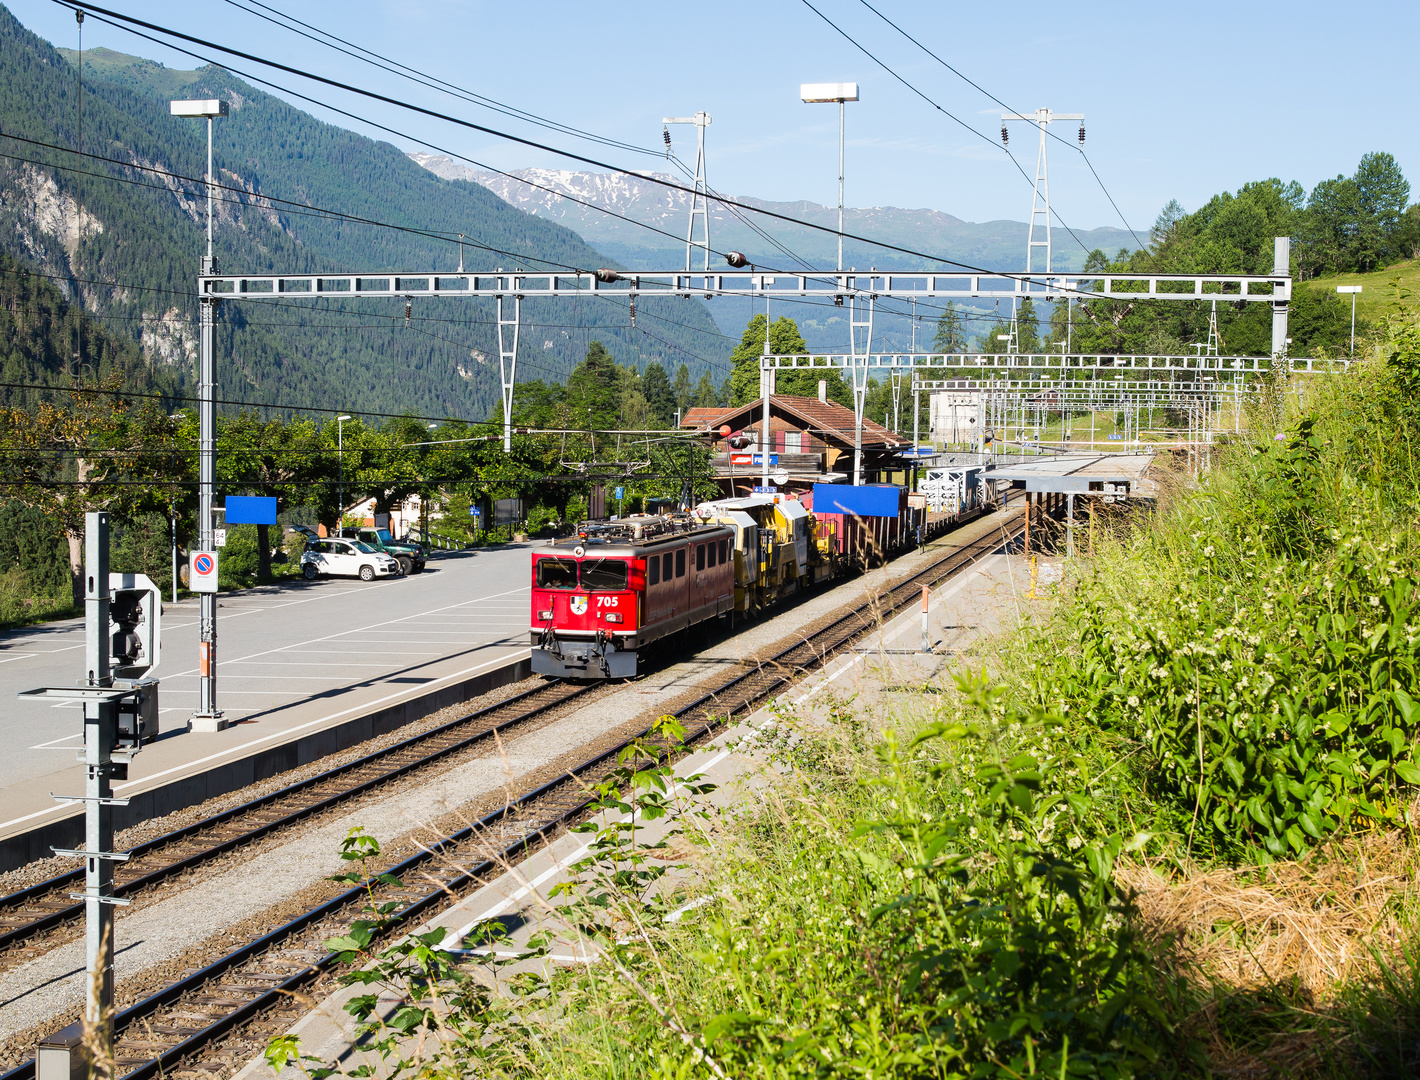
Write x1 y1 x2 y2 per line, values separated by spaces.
603 612 623 623
538 609 554 621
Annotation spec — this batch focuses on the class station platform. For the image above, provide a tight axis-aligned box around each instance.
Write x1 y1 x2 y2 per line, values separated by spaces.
0 546 534 872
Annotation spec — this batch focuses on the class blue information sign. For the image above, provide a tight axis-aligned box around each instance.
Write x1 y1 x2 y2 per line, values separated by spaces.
224 496 278 525
614 486 625 500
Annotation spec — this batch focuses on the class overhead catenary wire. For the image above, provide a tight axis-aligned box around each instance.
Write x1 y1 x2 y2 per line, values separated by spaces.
223 0 665 162
795 0 1098 261
56 0 1086 288
3 116 831 311
33 13 1092 346
26 8 1105 391
851 0 1149 252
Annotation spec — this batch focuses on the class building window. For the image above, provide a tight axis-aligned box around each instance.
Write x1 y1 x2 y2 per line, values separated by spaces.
784 431 803 453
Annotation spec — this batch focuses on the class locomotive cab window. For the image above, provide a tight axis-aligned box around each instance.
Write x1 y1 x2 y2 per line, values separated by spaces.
705 543 715 568
676 549 686 577
536 557 578 589
579 558 628 591
647 556 660 586
718 539 728 564
663 552 674 581
696 544 705 571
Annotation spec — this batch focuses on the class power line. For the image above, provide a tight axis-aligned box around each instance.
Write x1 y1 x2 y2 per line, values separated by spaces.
5 97 800 296
58 0 1077 285
225 0 664 161
0 131 579 270
852 0 1148 252
795 0 1100 260
0 377 481 425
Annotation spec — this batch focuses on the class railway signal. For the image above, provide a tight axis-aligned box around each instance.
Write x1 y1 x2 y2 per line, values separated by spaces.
20 513 164 1079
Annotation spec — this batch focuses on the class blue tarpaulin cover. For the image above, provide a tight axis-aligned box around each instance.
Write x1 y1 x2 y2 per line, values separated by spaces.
224 496 278 525
810 484 900 518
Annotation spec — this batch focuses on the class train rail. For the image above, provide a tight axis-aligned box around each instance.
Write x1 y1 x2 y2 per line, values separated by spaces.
0 510 1025 1080
0 679 597 968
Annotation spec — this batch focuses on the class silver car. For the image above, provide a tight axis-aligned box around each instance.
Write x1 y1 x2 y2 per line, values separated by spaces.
301 538 399 582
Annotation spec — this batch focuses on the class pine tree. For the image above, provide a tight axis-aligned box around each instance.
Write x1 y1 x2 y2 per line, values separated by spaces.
640 362 675 426
931 305 968 353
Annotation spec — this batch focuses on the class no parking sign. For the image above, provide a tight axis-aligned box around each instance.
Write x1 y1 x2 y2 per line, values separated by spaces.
190 550 219 594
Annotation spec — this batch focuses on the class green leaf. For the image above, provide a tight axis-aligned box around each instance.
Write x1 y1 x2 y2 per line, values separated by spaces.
1221 756 1246 789
1396 689 1418 726
1298 810 1324 840
1393 760 1420 785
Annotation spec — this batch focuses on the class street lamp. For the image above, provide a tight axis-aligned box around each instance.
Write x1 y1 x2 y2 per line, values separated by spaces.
169 100 228 259
1336 285 1362 356
170 97 227 731
800 82 858 273
337 415 353 536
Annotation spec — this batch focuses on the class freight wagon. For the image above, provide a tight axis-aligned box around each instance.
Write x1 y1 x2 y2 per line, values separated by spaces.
530 479 995 679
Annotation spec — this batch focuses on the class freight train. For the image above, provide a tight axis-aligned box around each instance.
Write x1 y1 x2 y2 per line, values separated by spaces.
529 481 994 679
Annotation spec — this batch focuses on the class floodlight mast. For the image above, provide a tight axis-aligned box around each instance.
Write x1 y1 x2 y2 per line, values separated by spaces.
801 83 858 273
170 98 227 730
662 113 712 272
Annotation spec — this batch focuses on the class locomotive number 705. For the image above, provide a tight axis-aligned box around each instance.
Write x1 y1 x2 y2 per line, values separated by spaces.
596 596 620 608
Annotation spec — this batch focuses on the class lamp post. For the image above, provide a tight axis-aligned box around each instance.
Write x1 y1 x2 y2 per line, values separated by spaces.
800 83 858 273
337 415 353 535
1336 285 1362 357
170 98 227 732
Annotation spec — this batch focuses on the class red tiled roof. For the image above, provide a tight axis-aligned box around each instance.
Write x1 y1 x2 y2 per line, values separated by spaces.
681 395 902 448
680 407 725 431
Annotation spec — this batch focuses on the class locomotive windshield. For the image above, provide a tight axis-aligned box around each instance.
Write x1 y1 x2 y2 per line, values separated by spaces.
579 558 629 591
535 557 579 589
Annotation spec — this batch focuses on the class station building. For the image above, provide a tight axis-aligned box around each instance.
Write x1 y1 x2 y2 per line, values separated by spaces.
680 390 910 498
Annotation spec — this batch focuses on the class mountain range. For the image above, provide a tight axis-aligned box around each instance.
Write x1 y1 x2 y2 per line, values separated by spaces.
408 156 1141 275
0 8 725 420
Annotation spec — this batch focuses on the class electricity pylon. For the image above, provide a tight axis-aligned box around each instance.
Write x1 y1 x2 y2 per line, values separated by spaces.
663 112 712 272
1002 108 1085 278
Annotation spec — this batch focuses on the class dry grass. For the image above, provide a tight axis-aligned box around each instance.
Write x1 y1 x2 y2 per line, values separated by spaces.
1119 816 1420 1077
1123 830 1417 997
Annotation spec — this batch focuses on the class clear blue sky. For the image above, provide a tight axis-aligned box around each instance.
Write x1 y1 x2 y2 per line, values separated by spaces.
11 0 1418 241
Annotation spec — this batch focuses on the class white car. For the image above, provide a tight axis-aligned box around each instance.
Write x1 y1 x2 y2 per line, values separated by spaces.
301 538 399 582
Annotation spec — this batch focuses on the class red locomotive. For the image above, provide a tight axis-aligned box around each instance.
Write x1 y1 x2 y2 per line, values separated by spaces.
530 516 734 678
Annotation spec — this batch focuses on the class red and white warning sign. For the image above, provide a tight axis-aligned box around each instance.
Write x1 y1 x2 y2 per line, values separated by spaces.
190 550 219 593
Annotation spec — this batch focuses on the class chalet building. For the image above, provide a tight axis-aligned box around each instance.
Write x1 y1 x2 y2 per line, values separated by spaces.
681 391 909 497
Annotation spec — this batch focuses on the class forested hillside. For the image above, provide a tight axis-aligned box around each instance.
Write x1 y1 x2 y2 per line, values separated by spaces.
0 7 727 420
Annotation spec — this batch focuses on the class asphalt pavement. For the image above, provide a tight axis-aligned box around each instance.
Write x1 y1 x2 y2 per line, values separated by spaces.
0 545 532 838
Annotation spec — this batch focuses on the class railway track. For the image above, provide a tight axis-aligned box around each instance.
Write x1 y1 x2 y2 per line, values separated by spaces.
0 511 1025 1080
0 679 596 969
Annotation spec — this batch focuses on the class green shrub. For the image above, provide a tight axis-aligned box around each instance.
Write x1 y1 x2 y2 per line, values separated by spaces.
1012 328 1420 863
682 705 1170 1079
217 524 259 586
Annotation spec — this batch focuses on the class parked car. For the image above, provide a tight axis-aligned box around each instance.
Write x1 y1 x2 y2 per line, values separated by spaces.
339 527 427 575
301 538 399 582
